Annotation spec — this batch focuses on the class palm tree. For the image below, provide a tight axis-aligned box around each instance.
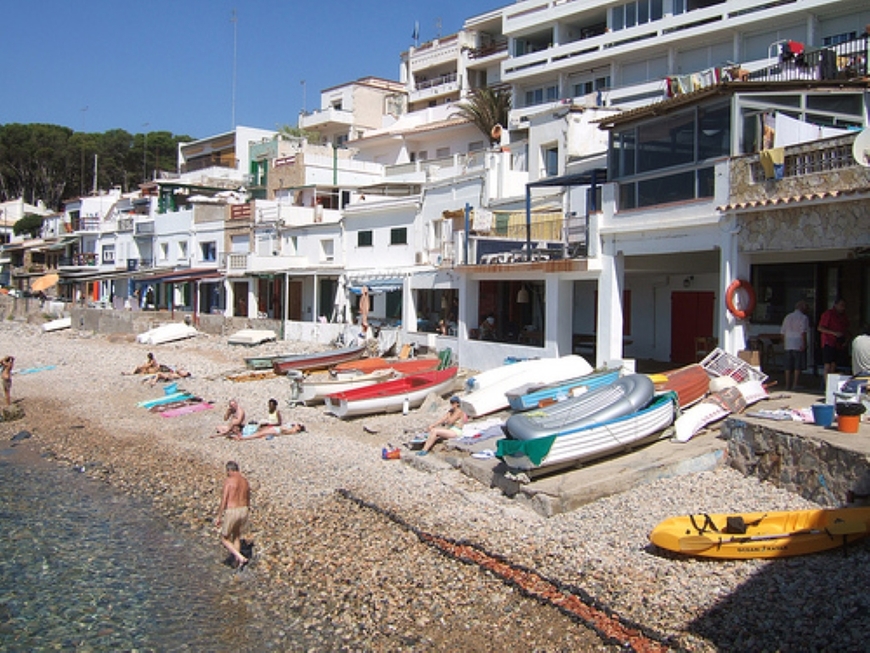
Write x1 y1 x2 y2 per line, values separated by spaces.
452 87 512 145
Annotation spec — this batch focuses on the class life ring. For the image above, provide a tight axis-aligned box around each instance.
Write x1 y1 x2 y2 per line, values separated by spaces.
725 279 756 320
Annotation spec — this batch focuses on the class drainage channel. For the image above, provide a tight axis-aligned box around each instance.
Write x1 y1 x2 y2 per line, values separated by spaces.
337 488 677 653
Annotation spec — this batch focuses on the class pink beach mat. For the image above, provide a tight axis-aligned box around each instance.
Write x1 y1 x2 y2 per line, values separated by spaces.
160 402 214 418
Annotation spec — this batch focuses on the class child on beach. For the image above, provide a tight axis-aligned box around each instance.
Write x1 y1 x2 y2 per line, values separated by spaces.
1 355 14 405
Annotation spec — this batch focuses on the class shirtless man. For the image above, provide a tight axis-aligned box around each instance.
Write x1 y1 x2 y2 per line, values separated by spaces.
212 399 246 437
215 460 250 568
1 355 14 406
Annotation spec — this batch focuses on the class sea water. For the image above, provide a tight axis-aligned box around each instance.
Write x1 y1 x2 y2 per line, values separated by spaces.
0 441 294 651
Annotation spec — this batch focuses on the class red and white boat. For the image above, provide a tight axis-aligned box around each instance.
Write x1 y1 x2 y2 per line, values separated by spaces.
332 357 441 378
324 367 459 419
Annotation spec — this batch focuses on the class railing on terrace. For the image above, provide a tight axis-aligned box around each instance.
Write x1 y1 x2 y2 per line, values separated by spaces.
750 137 856 183
414 71 457 91
117 217 134 232
135 221 155 235
748 35 868 83
467 39 509 60
384 152 483 179
59 254 98 267
71 217 101 232
227 252 248 271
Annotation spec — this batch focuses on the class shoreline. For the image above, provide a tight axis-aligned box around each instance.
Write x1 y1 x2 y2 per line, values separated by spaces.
3 321 868 651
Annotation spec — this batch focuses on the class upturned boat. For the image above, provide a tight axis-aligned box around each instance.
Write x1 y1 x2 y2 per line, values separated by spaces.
271 345 366 375
332 357 441 378
649 507 870 559
497 389 675 476
651 363 710 408
298 368 396 405
324 367 459 419
461 355 594 418
136 322 198 345
506 368 621 412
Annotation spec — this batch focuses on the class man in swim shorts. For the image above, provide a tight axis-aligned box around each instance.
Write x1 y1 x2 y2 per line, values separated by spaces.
215 460 251 568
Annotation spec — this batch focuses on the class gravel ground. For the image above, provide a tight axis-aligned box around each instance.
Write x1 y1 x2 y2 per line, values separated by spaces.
2 320 869 652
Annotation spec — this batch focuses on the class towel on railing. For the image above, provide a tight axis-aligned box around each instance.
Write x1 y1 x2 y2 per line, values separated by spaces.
760 148 785 180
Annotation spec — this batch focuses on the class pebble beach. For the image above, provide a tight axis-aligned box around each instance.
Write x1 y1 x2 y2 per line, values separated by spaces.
2 319 869 652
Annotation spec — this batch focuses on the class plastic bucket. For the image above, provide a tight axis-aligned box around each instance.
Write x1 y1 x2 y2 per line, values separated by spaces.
838 414 860 433
811 404 835 427
164 382 178 396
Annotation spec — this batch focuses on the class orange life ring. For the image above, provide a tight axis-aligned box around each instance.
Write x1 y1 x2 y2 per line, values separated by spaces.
725 279 756 320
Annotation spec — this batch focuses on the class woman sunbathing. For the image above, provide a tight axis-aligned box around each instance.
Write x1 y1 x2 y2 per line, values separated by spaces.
233 398 306 440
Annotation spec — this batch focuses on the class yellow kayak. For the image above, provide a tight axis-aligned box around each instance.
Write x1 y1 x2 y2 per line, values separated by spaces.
649 507 870 559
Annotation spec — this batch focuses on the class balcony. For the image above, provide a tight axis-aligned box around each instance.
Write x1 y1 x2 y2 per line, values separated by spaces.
117 217 134 232
410 72 460 104
71 217 101 233
224 252 311 275
299 107 354 131
747 36 869 83
135 221 155 236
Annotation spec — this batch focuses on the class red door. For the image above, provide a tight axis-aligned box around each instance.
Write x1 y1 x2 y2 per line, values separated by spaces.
670 291 715 364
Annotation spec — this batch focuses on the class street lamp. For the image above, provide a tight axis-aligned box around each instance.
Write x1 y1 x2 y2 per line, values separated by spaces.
142 123 150 183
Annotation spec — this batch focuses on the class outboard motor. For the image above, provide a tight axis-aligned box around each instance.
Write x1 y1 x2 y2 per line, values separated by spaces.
286 369 304 405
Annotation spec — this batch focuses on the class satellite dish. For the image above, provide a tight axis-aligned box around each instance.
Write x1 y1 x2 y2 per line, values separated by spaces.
852 129 870 167
490 123 503 142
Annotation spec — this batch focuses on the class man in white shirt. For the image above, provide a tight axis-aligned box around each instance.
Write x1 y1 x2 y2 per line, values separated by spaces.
780 300 809 390
852 325 870 376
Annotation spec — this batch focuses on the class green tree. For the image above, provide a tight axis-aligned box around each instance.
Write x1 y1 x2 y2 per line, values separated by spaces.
451 87 512 145
12 213 45 239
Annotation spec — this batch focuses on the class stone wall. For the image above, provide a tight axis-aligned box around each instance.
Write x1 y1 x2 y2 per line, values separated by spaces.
723 418 870 507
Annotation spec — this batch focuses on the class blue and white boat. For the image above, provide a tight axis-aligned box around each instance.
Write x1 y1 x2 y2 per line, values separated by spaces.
505 368 621 412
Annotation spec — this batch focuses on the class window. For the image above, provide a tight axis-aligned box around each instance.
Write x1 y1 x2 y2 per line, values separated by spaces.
543 146 559 177
390 227 407 245
524 84 560 107
612 0 663 31
436 147 450 158
320 239 334 262
201 241 217 262
468 141 484 152
358 230 373 247
102 245 115 263
160 242 169 260
823 32 857 47
178 241 188 260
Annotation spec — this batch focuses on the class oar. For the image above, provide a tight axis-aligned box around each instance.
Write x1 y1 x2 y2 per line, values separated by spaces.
679 521 867 552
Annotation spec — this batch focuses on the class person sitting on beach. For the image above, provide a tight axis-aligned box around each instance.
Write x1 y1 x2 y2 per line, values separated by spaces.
146 367 192 386
417 396 467 456
129 352 160 375
234 398 306 440
213 399 246 438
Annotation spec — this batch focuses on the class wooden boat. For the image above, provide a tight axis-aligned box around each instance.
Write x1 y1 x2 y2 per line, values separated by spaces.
244 353 296 370
298 368 396 405
228 329 277 346
461 355 594 418
272 345 366 375
506 369 621 412
496 392 676 475
649 507 870 559
332 357 441 378
503 374 656 441
324 367 459 419
136 322 198 345
652 363 710 408
42 316 71 332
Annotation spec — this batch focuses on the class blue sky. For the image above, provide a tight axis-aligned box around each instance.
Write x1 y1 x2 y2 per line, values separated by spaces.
2 0 500 139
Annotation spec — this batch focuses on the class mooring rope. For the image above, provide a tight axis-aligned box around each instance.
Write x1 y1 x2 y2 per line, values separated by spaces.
336 488 677 652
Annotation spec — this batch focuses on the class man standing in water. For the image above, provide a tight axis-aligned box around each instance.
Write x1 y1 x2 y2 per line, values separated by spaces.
215 460 250 568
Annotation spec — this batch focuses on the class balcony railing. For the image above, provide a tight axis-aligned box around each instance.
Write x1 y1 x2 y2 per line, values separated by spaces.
117 217 134 232
748 35 868 83
135 221 155 235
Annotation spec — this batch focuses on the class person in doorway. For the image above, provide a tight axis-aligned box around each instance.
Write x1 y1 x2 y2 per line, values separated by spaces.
1 355 14 406
479 314 496 341
818 297 849 375
852 324 870 376
417 396 468 456
780 300 809 390
215 460 250 569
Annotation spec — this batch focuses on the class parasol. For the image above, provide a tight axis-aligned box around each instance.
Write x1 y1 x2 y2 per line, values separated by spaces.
31 272 59 293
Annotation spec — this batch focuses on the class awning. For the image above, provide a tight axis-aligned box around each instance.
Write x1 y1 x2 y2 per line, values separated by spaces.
140 268 224 284
409 270 457 290
348 277 404 295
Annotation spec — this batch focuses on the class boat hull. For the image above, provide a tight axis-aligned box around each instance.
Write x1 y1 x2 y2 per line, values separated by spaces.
299 368 395 404
324 367 458 418
506 369 620 411
497 392 675 473
652 364 710 408
461 355 594 418
42 316 72 332
228 329 277 346
136 323 198 345
333 357 441 377
649 507 870 559
272 345 366 375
